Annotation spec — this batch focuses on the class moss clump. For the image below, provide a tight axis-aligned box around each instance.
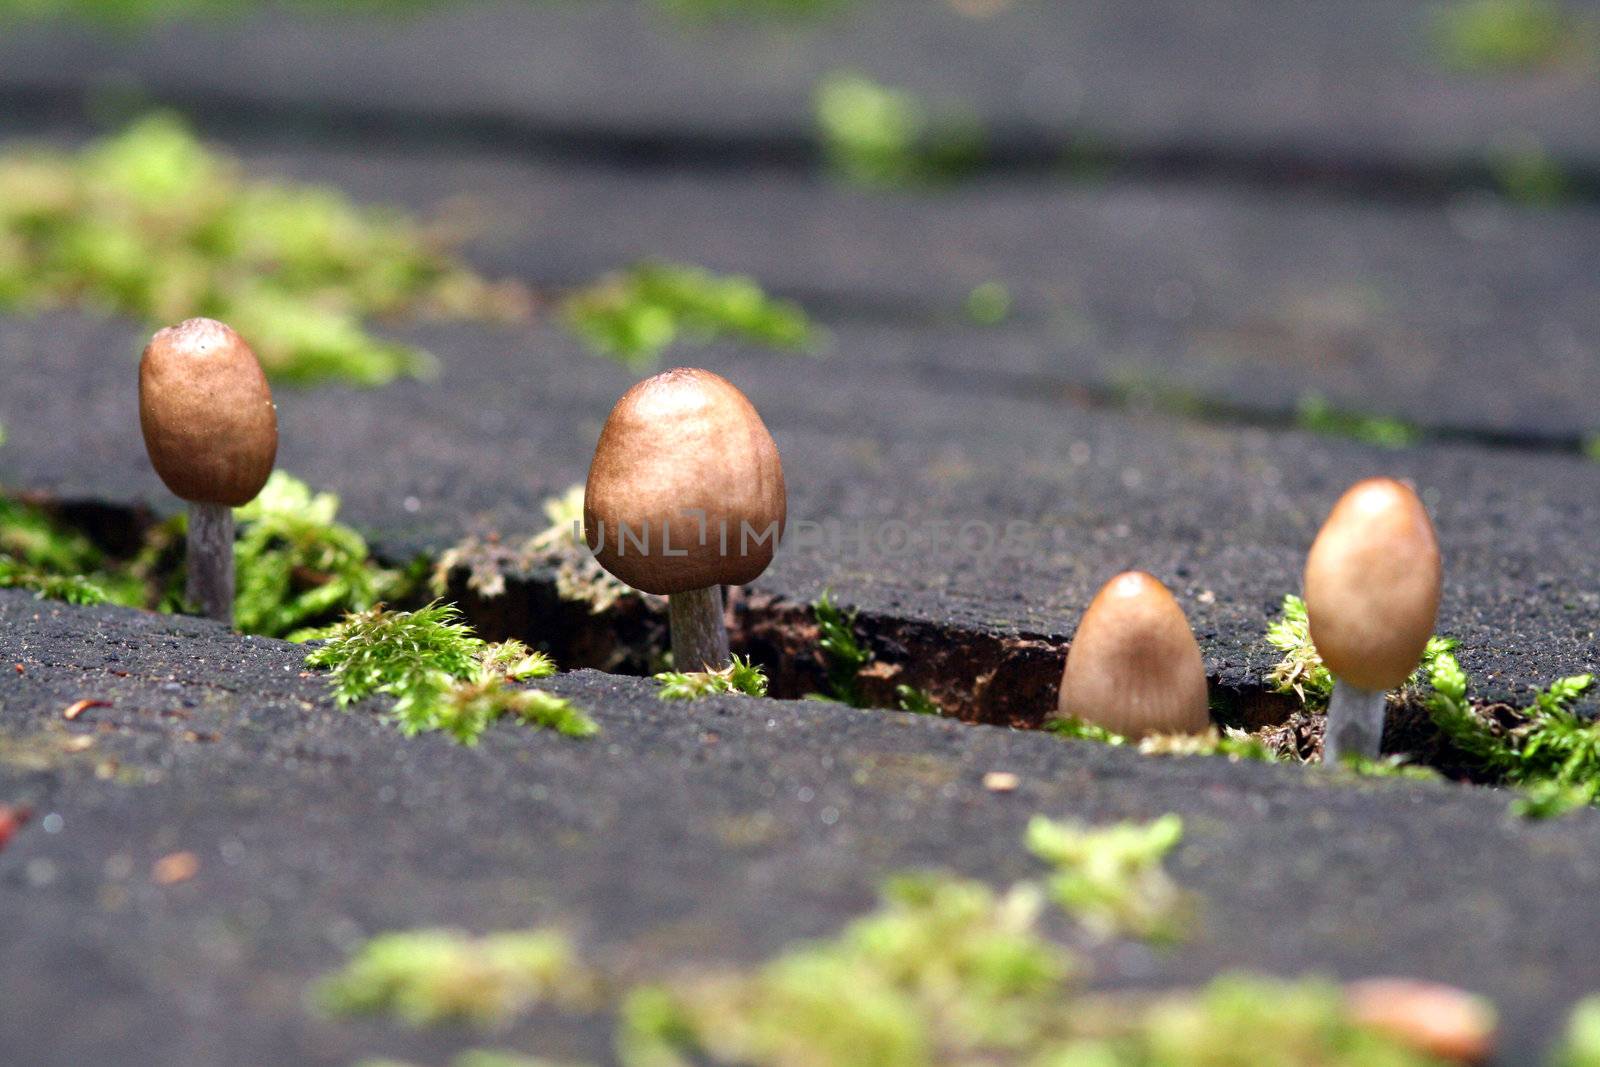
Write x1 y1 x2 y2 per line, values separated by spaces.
1264 594 1335 706
1047 716 1281 765
1024 814 1187 943
0 470 405 632
655 654 769 700
304 601 592 743
314 818 1453 1067
435 675 597 744
965 282 1012 325
893 685 940 715
563 260 813 369
1488 139 1572 206
1430 0 1590 71
0 497 146 606
234 472 409 639
807 591 939 714
360 1054 590 1067
0 114 522 386
1045 715 1130 746
812 590 870 705
1264 594 1456 712
813 72 985 188
620 874 1072 1067
1425 649 1597 816
620 868 1444 1067
1556 995 1600 1067
1294 394 1420 449
314 928 596 1027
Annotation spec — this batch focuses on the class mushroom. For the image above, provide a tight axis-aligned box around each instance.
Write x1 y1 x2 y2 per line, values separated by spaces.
1052 571 1211 739
1303 477 1441 763
139 318 278 624
1346 978 1495 1064
584 368 785 671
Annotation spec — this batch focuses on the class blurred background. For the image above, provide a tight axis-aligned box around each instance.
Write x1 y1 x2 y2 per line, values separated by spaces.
1 0 1598 682
1 0 1596 444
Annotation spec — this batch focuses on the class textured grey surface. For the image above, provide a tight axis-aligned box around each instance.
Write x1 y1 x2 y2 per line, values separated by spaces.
2 0 1599 181
124 137 1600 444
1 310 1596 710
2 591 1599 1066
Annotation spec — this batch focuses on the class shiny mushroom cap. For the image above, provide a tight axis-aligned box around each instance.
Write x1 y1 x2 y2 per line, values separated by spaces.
138 318 278 507
584 368 786 596
1304 477 1441 691
1055 571 1212 739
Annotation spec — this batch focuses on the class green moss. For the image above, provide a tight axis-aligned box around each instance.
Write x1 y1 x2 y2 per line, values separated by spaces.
1264 594 1456 711
1489 139 1572 205
1121 974 1447 1067
1295 393 1420 449
1584 434 1600 463
304 601 590 743
305 600 484 704
314 927 595 1027
1044 716 1130 745
813 72 984 188
1024 814 1187 943
233 472 409 639
563 261 813 369
1047 715 1283 765
893 685 940 715
1425 649 1598 816
1556 995 1600 1067
1264 594 1336 706
436 675 596 744
965 282 1012 325
319 819 1446 1067
1337 754 1442 781
619 873 1073 1067
0 496 147 607
447 1054 591 1067
1430 0 1588 71
812 590 870 705
655 654 769 700
2 470 414 631
619 861 1441 1067
0 114 519 386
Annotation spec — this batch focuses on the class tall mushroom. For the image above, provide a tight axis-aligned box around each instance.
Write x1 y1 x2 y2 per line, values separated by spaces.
1304 477 1441 763
584 368 785 671
1052 570 1211 739
139 318 278 625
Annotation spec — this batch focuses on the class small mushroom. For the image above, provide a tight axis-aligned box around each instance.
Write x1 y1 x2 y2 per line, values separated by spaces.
1346 978 1496 1064
1053 571 1211 739
139 318 278 624
584 368 785 671
1304 477 1441 763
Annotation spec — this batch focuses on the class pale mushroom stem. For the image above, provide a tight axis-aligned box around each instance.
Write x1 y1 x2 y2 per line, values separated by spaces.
669 585 730 672
186 502 235 625
1323 679 1387 764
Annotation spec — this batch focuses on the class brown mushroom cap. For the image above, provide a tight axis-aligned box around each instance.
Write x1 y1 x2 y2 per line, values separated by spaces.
1304 477 1441 691
1054 571 1211 739
1346 978 1496 1064
139 318 278 507
584 368 786 596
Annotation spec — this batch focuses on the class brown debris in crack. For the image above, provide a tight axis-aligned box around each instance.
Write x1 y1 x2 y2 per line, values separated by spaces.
735 591 1067 725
